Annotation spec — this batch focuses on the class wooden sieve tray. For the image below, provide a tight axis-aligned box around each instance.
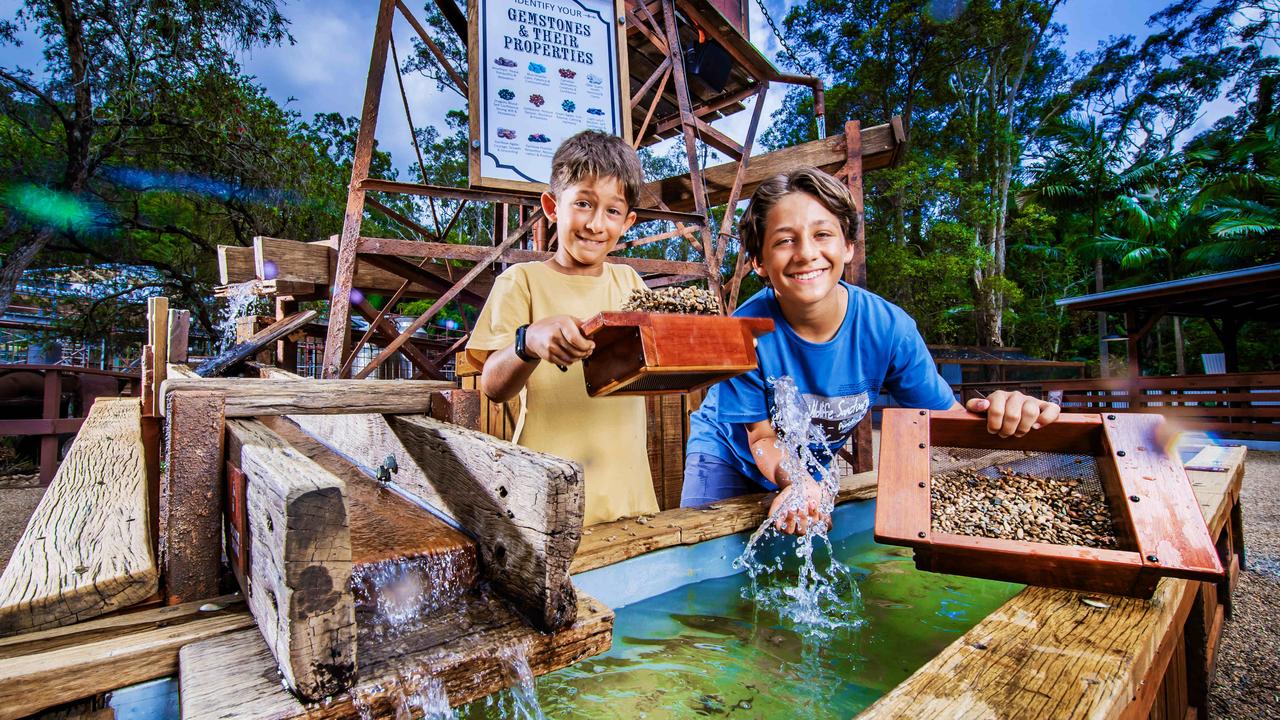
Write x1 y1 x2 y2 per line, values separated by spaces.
579 312 774 397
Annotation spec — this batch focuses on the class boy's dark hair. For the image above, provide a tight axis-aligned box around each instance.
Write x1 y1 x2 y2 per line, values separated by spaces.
549 130 644 209
738 167 858 263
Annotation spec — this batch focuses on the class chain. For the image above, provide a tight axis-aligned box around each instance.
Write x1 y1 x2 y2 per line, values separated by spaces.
752 0 813 76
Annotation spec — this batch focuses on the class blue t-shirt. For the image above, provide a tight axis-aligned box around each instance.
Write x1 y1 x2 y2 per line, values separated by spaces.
686 282 955 489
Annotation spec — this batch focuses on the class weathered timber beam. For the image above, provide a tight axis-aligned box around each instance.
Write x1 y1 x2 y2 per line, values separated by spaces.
194 310 317 378
218 245 256 284
179 593 612 717
642 121 903 213
224 419 355 701
0 594 250 720
0 399 157 635
356 178 704 224
257 369 582 632
160 391 225 605
357 253 488 307
356 237 711 277
213 279 319 299
168 309 190 364
160 378 455 417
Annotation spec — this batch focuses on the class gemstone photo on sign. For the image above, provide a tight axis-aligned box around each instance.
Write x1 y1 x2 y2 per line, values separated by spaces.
496 128 516 140
528 133 551 143
562 100 576 113
497 88 515 101
528 62 546 73
494 56 517 67
529 94 545 107
587 107 605 116
558 68 576 79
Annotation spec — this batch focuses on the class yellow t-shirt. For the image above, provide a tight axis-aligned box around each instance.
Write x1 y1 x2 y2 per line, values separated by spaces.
465 261 658 525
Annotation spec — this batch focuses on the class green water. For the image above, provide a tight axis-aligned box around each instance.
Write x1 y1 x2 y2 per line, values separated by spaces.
466 535 1021 719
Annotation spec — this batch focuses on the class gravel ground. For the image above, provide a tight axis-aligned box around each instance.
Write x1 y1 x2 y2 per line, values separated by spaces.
1209 450 1280 719
0 473 44 570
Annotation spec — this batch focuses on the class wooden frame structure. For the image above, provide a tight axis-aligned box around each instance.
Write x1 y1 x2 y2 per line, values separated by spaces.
310 0 892 383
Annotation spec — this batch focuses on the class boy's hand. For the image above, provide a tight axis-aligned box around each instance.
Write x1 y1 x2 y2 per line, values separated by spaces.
770 480 832 535
524 315 595 367
963 390 1061 438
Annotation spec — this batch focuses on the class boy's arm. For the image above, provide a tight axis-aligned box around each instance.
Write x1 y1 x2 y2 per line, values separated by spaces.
957 391 1061 438
478 315 595 403
746 420 829 535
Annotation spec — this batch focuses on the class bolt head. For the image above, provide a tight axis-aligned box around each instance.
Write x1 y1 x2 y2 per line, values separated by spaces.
919 410 927 416
1107 414 1117 420
918 481 926 488
471 139 481 148
1146 554 1159 563
918 443 926 449
1117 450 1126 457
1129 495 1140 502
917 531 926 539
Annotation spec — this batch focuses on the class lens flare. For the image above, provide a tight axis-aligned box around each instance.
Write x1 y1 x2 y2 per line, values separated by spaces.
261 260 279 280
0 184 97 233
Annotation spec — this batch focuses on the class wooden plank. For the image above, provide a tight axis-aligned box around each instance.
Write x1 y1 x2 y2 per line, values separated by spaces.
660 394 684 510
217 245 257 284
1101 414 1223 583
224 419 356 701
147 298 169 410
645 396 666 509
193 310 317 377
38 367 62 484
383 413 582 631
643 122 901 213
428 388 481 431
0 399 156 635
160 391 226 605
873 408 932 546
0 595 250 720
167 309 190 364
161 377 454 417
179 593 613 718
140 346 155 417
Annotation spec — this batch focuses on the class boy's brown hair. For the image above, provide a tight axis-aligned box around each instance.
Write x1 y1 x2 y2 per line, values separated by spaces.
548 130 645 209
739 167 858 263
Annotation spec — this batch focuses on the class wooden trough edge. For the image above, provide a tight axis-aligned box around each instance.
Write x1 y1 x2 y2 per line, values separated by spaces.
178 592 613 719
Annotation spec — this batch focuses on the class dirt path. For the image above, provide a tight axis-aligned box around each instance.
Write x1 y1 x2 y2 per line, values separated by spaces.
0 474 44 570
1209 450 1280 719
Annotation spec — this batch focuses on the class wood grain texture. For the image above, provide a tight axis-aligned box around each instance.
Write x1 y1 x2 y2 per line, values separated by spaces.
1101 414 1223 582
179 593 613 719
0 595 250 720
384 413 583 632
0 399 157 635
571 472 879 573
160 391 226 604
167 309 190 364
874 408 932 546
858 448 1244 720
160 377 454 417
218 245 257 284
225 419 356 701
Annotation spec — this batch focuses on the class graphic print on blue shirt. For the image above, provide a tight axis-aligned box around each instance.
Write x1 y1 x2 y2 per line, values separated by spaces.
686 281 955 490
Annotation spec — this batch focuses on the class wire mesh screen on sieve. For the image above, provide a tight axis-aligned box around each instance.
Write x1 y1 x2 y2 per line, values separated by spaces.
928 446 1132 551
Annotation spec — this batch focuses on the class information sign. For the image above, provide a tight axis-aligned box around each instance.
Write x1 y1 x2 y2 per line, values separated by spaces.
468 0 630 191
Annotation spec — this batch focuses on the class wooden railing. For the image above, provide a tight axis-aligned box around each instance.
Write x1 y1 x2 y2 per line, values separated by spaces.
0 364 141 483
955 372 1280 439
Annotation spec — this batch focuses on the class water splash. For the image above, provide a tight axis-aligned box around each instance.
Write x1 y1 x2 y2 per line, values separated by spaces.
351 553 474 639
215 281 264 352
353 667 454 720
476 642 547 720
734 376 864 637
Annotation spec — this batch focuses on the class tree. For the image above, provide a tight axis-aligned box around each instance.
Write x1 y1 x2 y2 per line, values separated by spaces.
0 0 291 316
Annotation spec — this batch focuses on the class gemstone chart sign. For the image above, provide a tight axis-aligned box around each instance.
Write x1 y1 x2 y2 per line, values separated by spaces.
468 0 629 190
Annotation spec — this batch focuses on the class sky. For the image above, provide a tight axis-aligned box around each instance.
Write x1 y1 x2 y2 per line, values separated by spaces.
0 0 1247 175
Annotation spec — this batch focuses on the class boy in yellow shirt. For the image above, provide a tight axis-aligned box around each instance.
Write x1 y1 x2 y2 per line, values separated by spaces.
465 130 659 525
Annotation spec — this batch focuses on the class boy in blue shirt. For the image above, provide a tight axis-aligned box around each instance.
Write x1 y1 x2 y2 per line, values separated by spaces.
683 167 1061 533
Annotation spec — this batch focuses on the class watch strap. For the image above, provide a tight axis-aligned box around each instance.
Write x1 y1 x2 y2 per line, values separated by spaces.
514 324 537 363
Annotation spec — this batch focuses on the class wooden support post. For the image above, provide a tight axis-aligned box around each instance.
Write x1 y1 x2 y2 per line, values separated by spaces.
662 0 720 301
321 0 397 379
160 391 226 605
141 345 156 418
0 399 158 635
161 377 453 417
224 419 356 701
167 309 190 364
148 298 169 415
275 298 299 373
429 389 481 431
38 369 61 485
195 310 318 378
840 120 873 473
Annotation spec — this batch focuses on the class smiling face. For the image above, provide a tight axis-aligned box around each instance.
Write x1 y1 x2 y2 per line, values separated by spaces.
752 191 855 312
541 174 637 276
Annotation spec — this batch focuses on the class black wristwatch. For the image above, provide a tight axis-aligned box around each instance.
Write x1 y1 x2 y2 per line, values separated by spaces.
514 324 538 363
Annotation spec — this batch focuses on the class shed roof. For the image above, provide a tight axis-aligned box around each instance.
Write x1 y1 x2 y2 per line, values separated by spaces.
1055 263 1280 321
